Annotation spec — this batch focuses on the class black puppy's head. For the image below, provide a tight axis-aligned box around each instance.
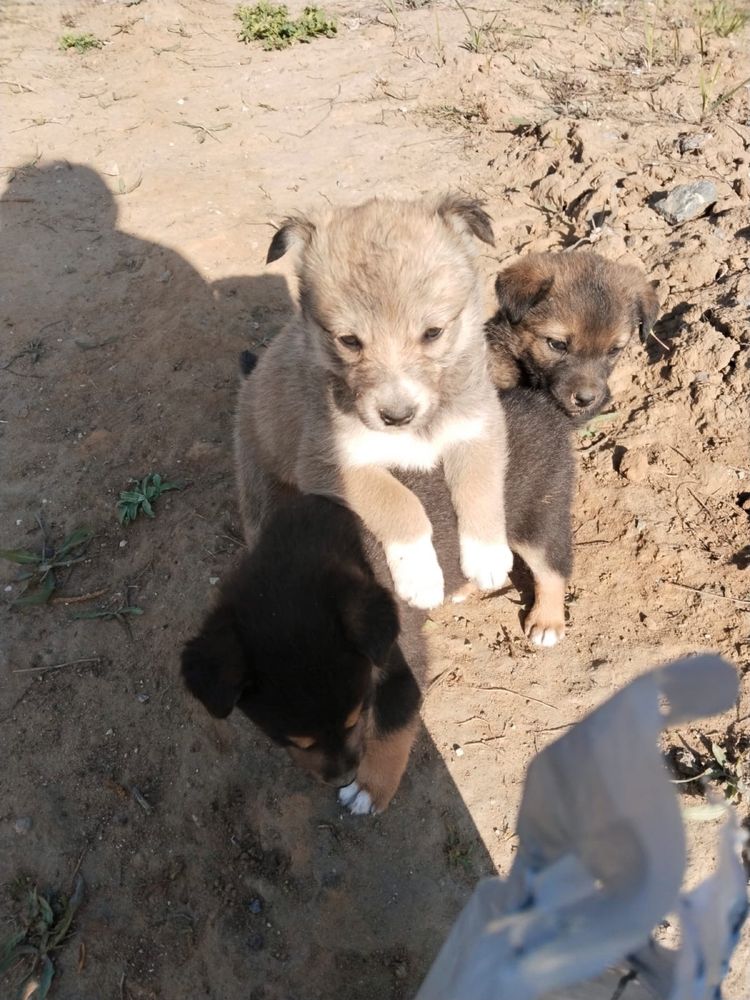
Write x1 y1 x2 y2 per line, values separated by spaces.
491 252 660 421
181 497 400 786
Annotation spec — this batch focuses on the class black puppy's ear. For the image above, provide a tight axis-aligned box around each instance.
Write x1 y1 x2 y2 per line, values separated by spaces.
437 194 495 246
181 605 252 719
340 578 400 666
494 260 554 325
636 279 660 343
266 214 315 264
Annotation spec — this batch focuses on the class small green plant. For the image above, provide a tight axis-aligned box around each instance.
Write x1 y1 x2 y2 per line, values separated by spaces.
59 33 103 53
704 0 749 36
456 0 498 52
700 66 750 118
671 732 749 805
444 827 474 873
116 473 182 526
433 8 446 64
0 875 84 999
696 0 748 55
383 0 400 26
577 412 617 440
643 7 657 68
235 2 336 50
0 526 92 606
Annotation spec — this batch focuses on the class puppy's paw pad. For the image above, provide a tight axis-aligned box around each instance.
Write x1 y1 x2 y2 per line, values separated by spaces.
525 620 565 648
460 537 513 592
338 781 375 816
386 536 444 610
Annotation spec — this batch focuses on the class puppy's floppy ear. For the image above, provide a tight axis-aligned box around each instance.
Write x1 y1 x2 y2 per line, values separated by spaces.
636 279 660 343
494 259 554 325
437 194 495 246
181 605 253 719
340 576 400 665
266 214 315 264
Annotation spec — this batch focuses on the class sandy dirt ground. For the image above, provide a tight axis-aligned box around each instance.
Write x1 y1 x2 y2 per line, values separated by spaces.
1 1 749 997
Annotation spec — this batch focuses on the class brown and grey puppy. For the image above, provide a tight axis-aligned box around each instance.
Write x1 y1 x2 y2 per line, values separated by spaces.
485 251 660 422
235 195 513 611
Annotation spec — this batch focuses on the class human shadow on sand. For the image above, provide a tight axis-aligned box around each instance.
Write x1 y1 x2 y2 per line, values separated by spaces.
0 163 497 1000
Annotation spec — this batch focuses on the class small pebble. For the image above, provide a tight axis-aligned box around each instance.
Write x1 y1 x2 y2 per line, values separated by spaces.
453 744 465 758
652 180 717 225
119 540 127 548
209 576 220 585
14 817 32 835
248 897 263 915
678 132 709 154
136 693 150 704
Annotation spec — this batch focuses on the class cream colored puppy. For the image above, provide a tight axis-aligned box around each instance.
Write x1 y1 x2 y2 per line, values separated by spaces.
235 195 512 609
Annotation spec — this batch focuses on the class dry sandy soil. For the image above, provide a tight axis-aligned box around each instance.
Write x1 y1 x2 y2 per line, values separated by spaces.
1 0 749 997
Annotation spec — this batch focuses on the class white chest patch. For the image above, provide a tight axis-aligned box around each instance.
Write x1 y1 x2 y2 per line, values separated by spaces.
338 415 486 472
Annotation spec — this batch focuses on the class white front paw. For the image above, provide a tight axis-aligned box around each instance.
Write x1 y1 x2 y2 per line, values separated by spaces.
338 780 375 816
460 537 513 592
386 535 444 609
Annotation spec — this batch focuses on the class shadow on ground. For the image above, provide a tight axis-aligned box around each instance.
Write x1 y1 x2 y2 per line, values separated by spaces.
0 163 494 1000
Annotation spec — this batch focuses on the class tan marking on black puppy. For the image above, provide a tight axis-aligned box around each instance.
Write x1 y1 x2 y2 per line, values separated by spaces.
338 718 419 815
486 251 660 422
235 194 513 611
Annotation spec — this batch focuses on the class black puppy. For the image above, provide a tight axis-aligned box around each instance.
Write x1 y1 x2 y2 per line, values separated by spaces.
182 488 422 815
182 352 574 814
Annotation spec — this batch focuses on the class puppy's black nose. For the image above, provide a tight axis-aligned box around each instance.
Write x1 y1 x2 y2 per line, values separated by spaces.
572 388 597 408
379 406 415 427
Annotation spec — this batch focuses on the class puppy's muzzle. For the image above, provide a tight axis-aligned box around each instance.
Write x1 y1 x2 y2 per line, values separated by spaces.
374 382 422 428
379 404 416 427
571 387 599 410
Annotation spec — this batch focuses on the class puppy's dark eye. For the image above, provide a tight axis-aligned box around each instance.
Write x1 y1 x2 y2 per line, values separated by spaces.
608 345 623 357
339 335 363 352
547 338 568 354
423 327 444 343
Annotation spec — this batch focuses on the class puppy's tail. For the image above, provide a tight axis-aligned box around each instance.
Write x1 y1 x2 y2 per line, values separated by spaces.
239 350 258 377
